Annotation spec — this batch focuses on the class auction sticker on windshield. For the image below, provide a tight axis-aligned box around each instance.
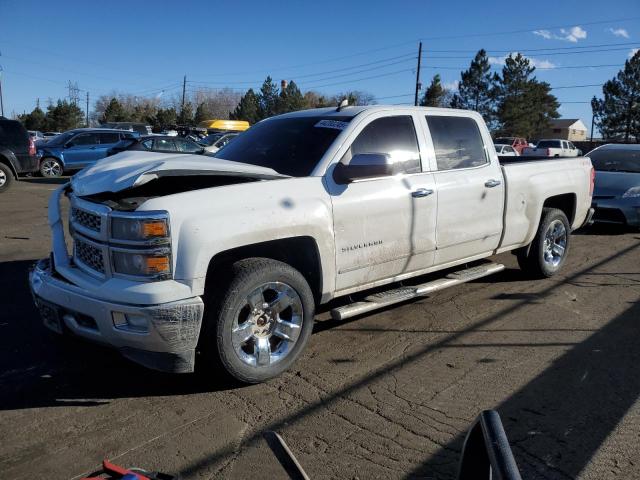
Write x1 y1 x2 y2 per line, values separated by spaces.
315 120 349 130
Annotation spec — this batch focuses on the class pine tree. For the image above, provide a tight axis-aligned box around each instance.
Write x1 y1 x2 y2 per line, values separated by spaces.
257 76 279 120
450 49 497 128
276 81 305 114
176 102 194 125
152 108 177 130
46 100 85 131
420 75 450 107
101 98 129 123
230 89 260 124
194 102 211 124
591 50 640 141
495 53 559 138
19 106 47 131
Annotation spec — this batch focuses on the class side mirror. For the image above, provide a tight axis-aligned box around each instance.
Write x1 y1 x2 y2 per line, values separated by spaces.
333 153 395 183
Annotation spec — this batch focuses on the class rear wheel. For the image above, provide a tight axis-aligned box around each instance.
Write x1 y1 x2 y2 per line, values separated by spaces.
0 163 14 193
40 158 63 177
517 208 570 278
202 258 315 383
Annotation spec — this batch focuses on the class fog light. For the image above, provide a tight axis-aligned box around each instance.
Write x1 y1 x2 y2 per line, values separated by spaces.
112 311 149 333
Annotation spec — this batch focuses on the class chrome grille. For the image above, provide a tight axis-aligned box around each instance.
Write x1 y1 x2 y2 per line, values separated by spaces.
72 208 102 232
74 238 105 274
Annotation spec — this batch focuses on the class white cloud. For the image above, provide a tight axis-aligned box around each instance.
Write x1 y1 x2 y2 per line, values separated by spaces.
533 30 553 40
609 28 630 39
630 48 639 58
533 26 587 42
488 53 556 69
443 80 460 91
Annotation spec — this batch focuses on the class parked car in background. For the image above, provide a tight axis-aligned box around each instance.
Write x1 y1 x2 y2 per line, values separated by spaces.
494 144 519 156
200 132 238 153
101 122 153 136
30 106 594 382
0 117 38 192
494 137 528 154
36 128 137 177
43 131 61 139
588 144 640 228
28 130 45 142
107 135 206 156
523 139 581 157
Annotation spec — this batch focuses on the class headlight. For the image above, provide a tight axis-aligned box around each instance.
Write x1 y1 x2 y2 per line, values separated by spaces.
111 248 172 279
622 186 640 198
111 212 170 243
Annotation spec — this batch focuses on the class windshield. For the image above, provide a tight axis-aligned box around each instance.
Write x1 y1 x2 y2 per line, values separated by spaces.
588 148 640 173
44 131 75 146
536 140 561 148
215 116 351 176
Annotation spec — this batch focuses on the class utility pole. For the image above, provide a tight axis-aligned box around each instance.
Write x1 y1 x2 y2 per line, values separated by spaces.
181 75 186 113
414 42 423 106
86 91 90 127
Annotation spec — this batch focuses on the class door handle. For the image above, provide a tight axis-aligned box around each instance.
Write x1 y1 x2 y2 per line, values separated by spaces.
411 188 434 198
485 179 501 188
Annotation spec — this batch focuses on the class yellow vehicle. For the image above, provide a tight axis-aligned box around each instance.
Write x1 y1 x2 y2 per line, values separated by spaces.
197 119 250 133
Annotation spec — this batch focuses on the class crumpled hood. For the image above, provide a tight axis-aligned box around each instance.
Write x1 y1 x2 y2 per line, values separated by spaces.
71 151 287 196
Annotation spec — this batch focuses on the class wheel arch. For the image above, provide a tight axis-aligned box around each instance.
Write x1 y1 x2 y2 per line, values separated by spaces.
0 150 18 178
205 236 324 304
542 193 576 225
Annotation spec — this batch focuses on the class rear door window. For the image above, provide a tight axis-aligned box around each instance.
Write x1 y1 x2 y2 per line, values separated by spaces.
343 116 421 174
154 138 177 151
98 133 120 145
70 133 98 146
175 139 202 153
426 116 487 170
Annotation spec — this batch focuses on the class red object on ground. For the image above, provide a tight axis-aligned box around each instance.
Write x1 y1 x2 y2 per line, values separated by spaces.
81 459 151 480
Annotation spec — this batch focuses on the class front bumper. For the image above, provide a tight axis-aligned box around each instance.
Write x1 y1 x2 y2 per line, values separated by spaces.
592 198 640 227
29 258 204 373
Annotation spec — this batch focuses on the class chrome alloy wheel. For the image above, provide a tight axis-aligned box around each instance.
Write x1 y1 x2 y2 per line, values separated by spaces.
0 169 6 187
232 282 303 367
543 219 567 267
41 159 62 177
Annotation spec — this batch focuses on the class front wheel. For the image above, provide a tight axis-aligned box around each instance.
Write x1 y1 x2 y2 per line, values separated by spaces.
40 158 63 177
0 163 14 193
517 208 571 278
203 258 315 383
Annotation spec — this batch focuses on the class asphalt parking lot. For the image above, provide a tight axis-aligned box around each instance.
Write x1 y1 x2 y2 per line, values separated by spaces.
1 178 639 480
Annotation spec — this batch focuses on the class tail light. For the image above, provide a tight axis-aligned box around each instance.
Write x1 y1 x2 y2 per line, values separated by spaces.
28 137 36 156
589 166 595 196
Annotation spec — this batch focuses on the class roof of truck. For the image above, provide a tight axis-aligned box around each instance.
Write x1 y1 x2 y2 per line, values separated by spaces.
274 105 475 120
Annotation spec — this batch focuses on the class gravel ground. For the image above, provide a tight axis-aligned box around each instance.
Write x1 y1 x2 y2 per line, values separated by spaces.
1 178 639 479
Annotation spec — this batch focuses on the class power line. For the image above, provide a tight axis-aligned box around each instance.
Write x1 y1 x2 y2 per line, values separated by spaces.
424 46 638 59
302 68 414 89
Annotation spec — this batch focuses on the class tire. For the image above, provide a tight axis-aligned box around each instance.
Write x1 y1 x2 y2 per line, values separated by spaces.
0 162 14 193
202 258 315 383
40 157 63 178
517 208 571 278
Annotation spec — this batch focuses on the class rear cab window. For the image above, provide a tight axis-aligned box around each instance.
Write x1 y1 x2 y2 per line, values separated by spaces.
426 115 488 170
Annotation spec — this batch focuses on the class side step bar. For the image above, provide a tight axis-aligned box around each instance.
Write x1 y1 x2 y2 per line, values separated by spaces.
330 262 505 321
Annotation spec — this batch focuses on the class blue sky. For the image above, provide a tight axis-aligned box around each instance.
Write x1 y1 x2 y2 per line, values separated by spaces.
1 0 639 129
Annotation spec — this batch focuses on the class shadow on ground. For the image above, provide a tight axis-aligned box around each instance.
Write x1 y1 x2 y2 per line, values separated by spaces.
0 260 237 411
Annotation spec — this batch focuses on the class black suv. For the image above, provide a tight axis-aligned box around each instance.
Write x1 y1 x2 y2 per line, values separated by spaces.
0 117 38 192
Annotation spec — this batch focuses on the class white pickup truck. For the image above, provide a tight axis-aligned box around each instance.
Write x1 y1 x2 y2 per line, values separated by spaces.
523 139 581 157
30 106 594 383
